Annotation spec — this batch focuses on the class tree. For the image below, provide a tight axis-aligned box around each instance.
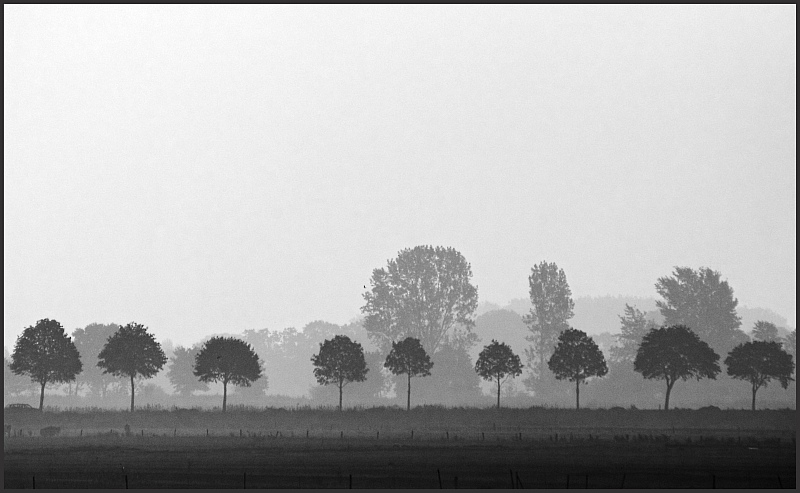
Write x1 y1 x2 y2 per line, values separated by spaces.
523 261 575 388
311 335 368 411
633 325 721 410
475 340 523 409
361 245 479 355
97 322 167 412
193 337 262 412
547 328 608 409
655 267 746 354
384 337 434 411
784 330 796 375
751 320 779 342
10 319 83 410
610 304 658 363
167 345 209 397
725 341 794 410
72 323 121 398
234 361 270 404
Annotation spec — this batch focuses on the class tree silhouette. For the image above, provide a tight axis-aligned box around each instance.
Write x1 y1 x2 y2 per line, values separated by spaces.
725 341 794 410
547 328 608 409
475 340 523 409
311 335 368 411
751 320 779 342
361 245 478 355
193 337 262 412
633 325 720 410
10 319 82 410
523 261 575 387
384 337 433 410
167 345 209 397
784 330 796 376
97 322 167 412
655 267 746 354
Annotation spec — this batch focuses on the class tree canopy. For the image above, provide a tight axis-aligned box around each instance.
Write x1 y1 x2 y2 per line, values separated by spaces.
725 340 794 410
475 340 523 409
97 322 167 412
361 245 478 355
751 320 779 342
547 328 608 409
384 337 434 410
610 304 657 363
655 267 746 354
167 345 209 397
193 336 262 411
523 261 575 387
634 325 720 410
72 323 121 398
10 319 82 410
311 335 368 411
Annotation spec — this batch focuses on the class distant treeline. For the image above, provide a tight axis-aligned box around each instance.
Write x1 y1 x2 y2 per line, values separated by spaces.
5 246 797 411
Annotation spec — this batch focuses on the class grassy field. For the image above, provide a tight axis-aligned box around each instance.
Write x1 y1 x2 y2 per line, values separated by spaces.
4 407 796 488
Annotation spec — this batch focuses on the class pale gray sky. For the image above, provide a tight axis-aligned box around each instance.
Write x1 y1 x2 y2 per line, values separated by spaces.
4 5 796 349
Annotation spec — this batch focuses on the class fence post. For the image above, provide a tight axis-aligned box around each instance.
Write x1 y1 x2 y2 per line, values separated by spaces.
438 469 442 489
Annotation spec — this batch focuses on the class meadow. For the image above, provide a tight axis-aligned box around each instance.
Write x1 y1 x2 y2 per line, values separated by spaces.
4 406 796 488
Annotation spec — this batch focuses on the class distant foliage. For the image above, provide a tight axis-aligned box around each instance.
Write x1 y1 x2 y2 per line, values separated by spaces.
655 267 746 354
72 323 122 398
751 320 779 342
784 330 796 373
384 337 433 410
611 304 657 363
361 245 478 355
523 261 575 388
725 340 794 410
548 328 608 409
194 337 262 412
311 335 368 411
475 340 523 409
97 322 167 412
634 325 720 410
167 345 209 397
10 319 82 410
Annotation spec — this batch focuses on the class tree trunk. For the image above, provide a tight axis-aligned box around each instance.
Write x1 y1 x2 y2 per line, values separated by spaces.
576 379 580 410
751 382 758 411
407 373 412 411
39 381 46 411
497 376 501 410
339 380 343 412
130 374 135 412
664 380 673 411
223 380 228 412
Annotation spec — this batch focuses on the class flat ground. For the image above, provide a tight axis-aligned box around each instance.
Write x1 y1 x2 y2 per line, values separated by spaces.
4 433 796 488
3 408 796 488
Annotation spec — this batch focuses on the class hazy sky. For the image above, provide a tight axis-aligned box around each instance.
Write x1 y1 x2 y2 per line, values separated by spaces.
4 5 796 349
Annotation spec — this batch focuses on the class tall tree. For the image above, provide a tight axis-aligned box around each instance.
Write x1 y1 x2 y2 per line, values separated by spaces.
10 319 83 410
523 261 575 385
610 304 658 363
751 320 779 342
72 323 121 398
361 245 479 355
194 337 262 412
311 335 368 411
725 341 794 410
547 328 608 409
97 322 167 412
384 337 434 411
633 325 721 410
475 340 523 409
655 267 746 354
167 345 209 397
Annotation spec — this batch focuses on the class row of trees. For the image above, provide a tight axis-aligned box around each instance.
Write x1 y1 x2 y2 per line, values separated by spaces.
7 246 796 410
